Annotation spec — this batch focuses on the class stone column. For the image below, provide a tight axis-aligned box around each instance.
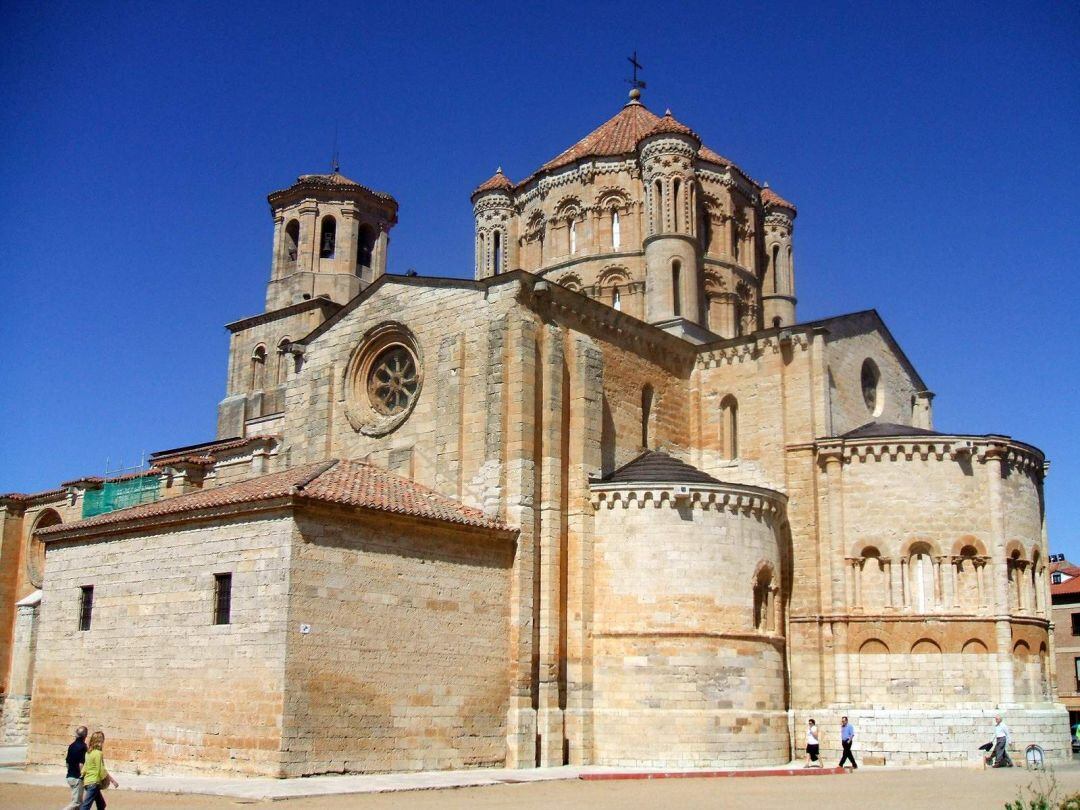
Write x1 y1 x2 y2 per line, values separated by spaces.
270 213 284 280
819 447 849 704
885 558 896 608
900 557 909 609
297 201 319 276
0 593 39 745
853 559 863 611
985 445 1014 705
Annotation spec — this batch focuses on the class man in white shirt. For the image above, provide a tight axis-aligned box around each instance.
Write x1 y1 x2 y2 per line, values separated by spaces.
992 715 1013 767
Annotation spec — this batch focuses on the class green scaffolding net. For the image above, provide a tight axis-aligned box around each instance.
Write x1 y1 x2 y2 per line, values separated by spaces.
82 475 161 518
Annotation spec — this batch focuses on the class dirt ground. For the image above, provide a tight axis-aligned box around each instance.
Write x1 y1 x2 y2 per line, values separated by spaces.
4 766 1080 809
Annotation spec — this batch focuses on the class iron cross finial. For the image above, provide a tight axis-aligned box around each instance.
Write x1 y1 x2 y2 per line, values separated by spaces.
627 51 646 91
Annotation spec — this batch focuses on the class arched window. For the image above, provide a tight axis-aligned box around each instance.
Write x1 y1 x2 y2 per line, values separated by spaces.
250 345 267 392
641 384 654 448
753 565 775 632
787 246 794 293
653 180 663 232
477 232 486 273
672 178 681 231
733 300 744 337
275 338 291 385
908 542 936 612
569 219 577 254
861 359 881 415
720 395 738 459
771 244 781 292
859 546 888 610
672 260 682 317
357 224 376 276
283 219 300 267
612 211 621 249
493 231 502 274
612 286 622 311
27 508 62 588
731 221 740 261
319 215 337 259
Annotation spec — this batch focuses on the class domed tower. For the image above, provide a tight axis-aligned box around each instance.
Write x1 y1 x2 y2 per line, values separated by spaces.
265 168 398 310
638 108 705 332
471 168 516 280
760 187 797 328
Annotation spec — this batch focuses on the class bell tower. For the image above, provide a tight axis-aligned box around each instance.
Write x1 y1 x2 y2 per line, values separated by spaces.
265 168 398 311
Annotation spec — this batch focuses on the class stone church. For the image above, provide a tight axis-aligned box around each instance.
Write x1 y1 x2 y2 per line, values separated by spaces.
0 89 1068 777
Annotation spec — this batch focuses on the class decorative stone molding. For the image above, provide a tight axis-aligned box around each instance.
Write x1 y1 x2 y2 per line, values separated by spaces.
590 481 786 521
809 435 1046 480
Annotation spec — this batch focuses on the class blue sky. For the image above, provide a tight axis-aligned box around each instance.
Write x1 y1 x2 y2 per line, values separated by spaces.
1 2 1078 551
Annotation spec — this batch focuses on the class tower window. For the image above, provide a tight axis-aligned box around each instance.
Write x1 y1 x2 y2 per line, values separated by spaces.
283 219 299 265
214 573 232 625
861 358 881 415
319 216 337 259
493 231 502 274
78 585 94 631
612 211 621 249
653 180 663 232
613 286 622 311
357 224 375 275
276 338 291 385
250 345 267 392
641 384 654 448
772 245 781 292
672 260 682 317
569 220 577 255
721 395 738 459
672 178 681 232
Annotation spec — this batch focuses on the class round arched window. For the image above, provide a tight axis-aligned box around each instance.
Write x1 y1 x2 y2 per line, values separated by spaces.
367 346 418 416
861 358 882 415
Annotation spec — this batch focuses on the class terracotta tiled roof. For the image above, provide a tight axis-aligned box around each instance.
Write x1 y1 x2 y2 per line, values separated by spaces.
1052 576 1080 598
150 435 277 467
37 460 512 538
1050 560 1079 576
536 102 664 174
597 450 725 486
268 171 396 204
473 168 514 196
762 187 797 212
0 487 65 504
516 100 750 189
643 110 700 141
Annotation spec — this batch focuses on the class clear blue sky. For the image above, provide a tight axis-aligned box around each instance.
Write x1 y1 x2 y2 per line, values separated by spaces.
1 2 1077 551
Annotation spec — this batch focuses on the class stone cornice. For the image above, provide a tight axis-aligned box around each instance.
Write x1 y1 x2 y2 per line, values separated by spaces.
697 328 812 369
590 480 786 520
808 434 1046 478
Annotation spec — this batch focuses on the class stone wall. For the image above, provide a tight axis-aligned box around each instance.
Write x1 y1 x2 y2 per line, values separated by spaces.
28 515 294 776
280 509 514 776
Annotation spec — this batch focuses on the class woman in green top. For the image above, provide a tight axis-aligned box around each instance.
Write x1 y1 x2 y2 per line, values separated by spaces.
79 731 118 810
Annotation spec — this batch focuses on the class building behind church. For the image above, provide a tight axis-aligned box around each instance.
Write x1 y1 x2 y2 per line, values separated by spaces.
0 89 1068 776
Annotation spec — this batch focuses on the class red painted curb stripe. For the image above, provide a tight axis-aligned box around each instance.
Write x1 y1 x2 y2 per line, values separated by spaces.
580 767 847 781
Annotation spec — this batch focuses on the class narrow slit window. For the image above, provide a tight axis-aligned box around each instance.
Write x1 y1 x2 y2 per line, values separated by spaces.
569 220 577 254
672 260 682 317
493 231 502 274
214 573 233 625
78 586 94 631
612 211 621 249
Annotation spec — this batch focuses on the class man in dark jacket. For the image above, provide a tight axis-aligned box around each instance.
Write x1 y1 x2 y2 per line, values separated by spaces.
64 726 88 810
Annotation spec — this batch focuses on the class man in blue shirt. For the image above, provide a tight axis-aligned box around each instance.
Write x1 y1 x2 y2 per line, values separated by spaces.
64 725 88 810
839 716 857 769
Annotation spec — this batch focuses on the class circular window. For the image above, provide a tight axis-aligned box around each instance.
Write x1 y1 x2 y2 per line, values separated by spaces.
861 358 883 416
368 346 418 415
344 323 423 437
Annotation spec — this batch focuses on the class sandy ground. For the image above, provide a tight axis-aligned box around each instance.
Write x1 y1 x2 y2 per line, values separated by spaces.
4 766 1080 809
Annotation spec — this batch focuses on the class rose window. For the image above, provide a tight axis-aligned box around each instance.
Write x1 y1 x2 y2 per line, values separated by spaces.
367 346 418 415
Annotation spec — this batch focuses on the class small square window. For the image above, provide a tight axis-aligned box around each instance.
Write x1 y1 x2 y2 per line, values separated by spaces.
1075 657 1080 692
1053 573 1063 584
214 573 232 625
78 586 94 631
1072 614 1080 637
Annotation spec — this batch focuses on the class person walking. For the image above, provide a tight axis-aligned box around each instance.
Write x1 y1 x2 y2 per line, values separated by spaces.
991 715 1013 768
804 718 822 768
838 716 857 769
64 726 88 810
79 731 118 810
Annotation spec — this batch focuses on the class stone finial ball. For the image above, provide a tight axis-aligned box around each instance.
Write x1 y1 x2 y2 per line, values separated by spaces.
629 88 641 101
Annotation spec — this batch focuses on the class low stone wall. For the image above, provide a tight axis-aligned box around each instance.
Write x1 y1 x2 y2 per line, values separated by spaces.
791 707 1071 766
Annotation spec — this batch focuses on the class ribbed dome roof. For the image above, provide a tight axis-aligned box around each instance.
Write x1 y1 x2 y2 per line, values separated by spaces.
472 167 514 196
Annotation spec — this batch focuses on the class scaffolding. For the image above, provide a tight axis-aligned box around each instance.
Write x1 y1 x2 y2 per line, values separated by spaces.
81 454 161 519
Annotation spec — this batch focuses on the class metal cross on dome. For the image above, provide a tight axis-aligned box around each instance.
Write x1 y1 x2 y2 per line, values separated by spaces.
627 51 646 91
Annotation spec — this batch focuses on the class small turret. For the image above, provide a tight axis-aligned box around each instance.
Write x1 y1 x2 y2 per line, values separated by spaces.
471 168 515 279
265 169 398 310
760 186 797 328
638 110 706 335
